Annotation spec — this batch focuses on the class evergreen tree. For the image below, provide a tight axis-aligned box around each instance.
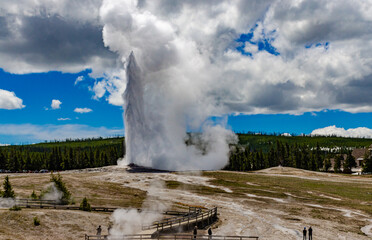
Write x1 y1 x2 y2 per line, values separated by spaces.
50 173 71 204
343 152 356 173
24 152 32 170
324 156 332 172
1 175 15 198
0 149 6 169
362 155 372 173
79 197 91 211
30 190 38 199
334 155 343 173
315 142 323 170
309 155 317 171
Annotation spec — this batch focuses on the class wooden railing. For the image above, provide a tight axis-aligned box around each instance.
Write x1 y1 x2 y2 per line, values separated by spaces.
15 198 61 207
85 234 259 240
142 207 217 231
12 200 195 215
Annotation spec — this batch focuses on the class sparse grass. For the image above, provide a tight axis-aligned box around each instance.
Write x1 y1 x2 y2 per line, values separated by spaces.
164 180 225 195
0 172 147 208
9 206 22 211
203 171 372 215
33 216 40 226
0 167 370 239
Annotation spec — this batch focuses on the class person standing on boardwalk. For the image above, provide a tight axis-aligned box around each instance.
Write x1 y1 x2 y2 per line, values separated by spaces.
308 226 313 240
97 225 102 235
208 228 212 240
193 226 198 239
303 227 307 240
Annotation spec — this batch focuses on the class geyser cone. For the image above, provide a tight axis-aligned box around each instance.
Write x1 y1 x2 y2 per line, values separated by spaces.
123 52 148 166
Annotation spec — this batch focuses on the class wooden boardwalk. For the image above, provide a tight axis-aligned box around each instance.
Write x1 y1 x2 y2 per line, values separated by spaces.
85 234 259 240
84 207 259 240
141 207 218 233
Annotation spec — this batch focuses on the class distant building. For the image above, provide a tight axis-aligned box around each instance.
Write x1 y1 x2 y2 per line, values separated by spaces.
330 144 372 173
352 144 372 168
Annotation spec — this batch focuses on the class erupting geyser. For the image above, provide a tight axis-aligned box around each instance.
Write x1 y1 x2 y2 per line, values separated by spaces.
123 52 148 167
101 0 238 171
121 51 237 171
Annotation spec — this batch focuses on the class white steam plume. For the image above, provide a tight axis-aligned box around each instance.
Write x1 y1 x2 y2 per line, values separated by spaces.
120 52 237 170
0 198 16 208
41 183 63 203
109 181 169 237
105 1 238 170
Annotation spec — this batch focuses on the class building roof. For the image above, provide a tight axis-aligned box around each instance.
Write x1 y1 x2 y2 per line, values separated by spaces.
352 148 367 160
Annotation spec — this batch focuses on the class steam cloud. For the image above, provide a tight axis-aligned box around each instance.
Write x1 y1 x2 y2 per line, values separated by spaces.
0 198 16 208
109 181 169 237
104 1 238 170
41 183 63 203
120 51 237 170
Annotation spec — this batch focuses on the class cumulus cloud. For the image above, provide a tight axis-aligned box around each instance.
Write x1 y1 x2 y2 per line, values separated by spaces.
281 133 292 137
74 76 84 85
74 107 92 113
0 89 25 109
311 125 372 139
1 0 372 117
57 118 70 121
51 99 62 109
0 123 122 143
0 0 117 77
92 0 372 116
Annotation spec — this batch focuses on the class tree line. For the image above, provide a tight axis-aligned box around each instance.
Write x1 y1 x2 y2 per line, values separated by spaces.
1 136 371 173
0 142 124 172
225 140 371 173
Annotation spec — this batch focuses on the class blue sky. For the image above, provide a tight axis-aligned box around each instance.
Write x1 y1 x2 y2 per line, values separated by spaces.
1 0 372 144
0 69 122 127
2 64 372 144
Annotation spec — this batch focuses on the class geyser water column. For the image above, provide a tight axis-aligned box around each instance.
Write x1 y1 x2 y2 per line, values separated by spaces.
123 52 149 167
122 51 237 171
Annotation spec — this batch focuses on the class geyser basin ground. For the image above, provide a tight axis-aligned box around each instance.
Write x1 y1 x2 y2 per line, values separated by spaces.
0 166 371 239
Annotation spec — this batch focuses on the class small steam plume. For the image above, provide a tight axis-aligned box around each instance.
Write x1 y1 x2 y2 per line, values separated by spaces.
109 181 169 237
41 183 63 203
0 198 16 208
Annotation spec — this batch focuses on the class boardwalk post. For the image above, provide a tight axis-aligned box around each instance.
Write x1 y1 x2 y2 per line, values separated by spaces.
188 216 190 230
207 211 210 226
202 213 204 228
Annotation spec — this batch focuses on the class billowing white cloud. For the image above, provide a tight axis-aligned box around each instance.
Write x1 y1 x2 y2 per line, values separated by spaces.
0 0 117 77
51 99 62 109
0 123 122 143
311 125 372 138
57 118 71 121
281 133 292 137
74 107 92 113
94 0 372 116
1 0 372 116
0 89 25 109
74 76 84 85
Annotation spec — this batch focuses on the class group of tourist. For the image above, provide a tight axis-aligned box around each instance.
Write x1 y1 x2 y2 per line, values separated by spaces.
193 226 213 239
303 226 313 240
